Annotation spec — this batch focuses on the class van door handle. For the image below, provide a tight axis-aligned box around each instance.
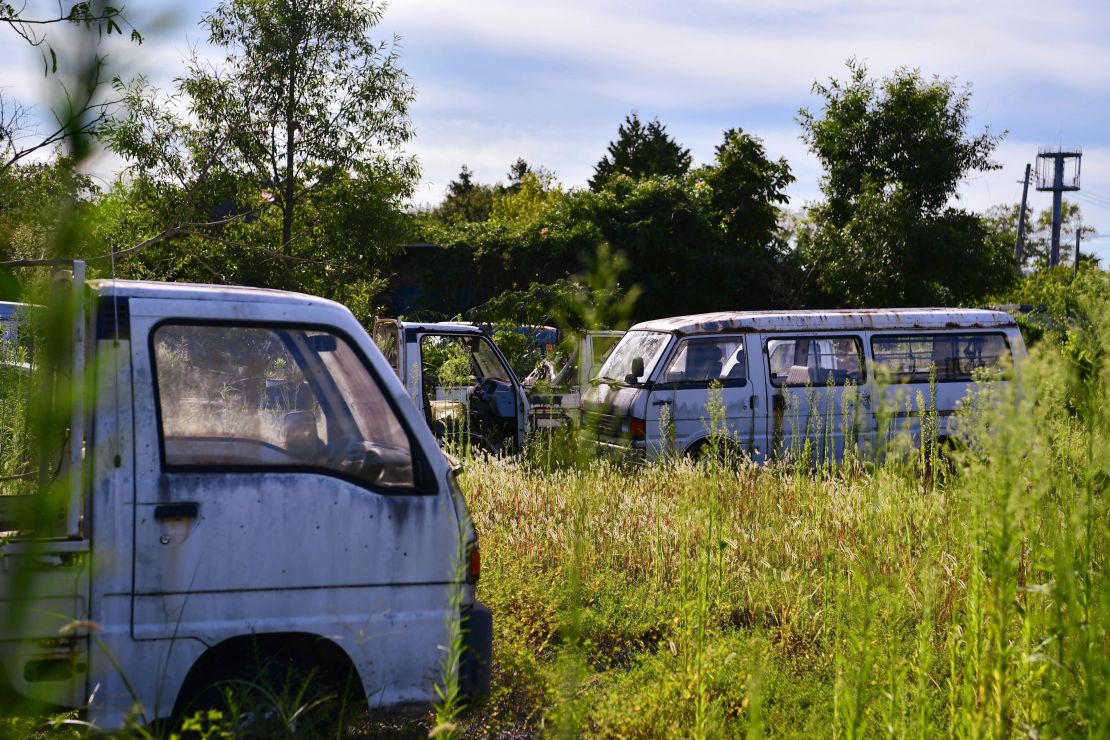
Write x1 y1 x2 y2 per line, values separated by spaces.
154 502 199 520
749 395 756 410
651 399 671 406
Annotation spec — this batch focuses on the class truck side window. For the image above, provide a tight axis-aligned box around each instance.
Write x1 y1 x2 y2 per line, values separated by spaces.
153 324 417 489
662 337 746 385
767 336 865 387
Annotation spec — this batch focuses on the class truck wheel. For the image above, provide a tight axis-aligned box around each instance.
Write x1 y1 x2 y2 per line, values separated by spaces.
177 642 365 737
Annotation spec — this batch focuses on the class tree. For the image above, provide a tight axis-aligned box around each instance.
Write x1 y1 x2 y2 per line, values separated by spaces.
190 0 415 256
699 129 793 251
1 0 141 174
431 165 497 223
589 113 691 190
403 128 800 321
0 158 98 275
104 0 416 309
983 201 1096 269
797 61 1015 306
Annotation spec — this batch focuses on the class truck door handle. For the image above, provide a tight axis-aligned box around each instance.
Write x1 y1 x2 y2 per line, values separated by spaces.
154 502 199 520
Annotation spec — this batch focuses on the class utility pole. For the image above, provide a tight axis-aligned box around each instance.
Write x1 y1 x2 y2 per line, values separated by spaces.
1035 147 1082 267
1015 163 1031 263
1074 228 1081 280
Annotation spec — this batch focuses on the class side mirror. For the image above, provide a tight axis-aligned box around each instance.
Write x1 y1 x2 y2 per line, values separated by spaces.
624 356 645 385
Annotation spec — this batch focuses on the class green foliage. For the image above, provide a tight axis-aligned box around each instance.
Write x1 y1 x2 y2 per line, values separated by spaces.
798 61 1016 306
696 128 794 251
415 131 798 322
430 165 499 224
490 171 563 225
1004 267 1110 374
983 200 1097 269
0 159 99 273
101 0 416 314
590 113 692 190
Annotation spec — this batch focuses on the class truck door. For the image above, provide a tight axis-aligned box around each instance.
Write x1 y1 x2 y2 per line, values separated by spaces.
652 335 758 458
416 331 525 454
763 335 868 464
371 319 402 377
129 312 459 704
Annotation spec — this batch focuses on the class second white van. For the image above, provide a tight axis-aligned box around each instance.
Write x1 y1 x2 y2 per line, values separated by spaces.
581 309 1024 463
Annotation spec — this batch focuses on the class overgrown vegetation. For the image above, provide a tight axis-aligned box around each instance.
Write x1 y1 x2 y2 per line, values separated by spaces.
451 285 1108 737
0 272 1082 737
2 1 1107 736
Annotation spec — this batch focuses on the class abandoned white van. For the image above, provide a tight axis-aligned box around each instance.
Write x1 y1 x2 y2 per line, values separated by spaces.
581 309 1024 462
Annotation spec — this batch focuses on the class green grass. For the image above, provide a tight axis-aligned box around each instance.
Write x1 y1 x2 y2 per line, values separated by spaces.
459 330 1108 737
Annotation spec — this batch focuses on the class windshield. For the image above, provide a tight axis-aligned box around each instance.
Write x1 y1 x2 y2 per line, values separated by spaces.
597 330 670 384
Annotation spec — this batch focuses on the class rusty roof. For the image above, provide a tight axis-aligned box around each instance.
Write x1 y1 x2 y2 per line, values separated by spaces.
631 308 1018 335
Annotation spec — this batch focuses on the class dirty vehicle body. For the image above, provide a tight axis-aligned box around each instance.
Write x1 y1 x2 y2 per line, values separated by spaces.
0 271 491 729
373 319 529 453
582 309 1024 462
525 330 624 428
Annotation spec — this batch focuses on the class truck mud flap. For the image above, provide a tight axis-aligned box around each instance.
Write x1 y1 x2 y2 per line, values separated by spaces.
459 602 492 697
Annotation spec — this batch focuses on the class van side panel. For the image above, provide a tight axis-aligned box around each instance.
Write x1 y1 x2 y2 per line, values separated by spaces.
867 328 1017 452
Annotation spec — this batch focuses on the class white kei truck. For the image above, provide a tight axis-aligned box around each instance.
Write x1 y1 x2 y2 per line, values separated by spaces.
0 265 492 730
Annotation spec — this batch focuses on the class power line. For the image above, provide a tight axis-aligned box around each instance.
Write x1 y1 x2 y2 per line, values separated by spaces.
1074 191 1110 208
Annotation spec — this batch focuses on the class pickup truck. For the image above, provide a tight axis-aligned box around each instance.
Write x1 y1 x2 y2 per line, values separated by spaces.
0 264 491 730
372 319 530 454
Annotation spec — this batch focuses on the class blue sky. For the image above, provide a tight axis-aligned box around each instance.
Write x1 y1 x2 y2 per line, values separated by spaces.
5 0 1110 260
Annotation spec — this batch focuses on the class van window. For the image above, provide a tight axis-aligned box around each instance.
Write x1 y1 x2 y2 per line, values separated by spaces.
871 333 1011 383
153 324 416 489
598 330 670 385
767 336 865 387
662 337 746 385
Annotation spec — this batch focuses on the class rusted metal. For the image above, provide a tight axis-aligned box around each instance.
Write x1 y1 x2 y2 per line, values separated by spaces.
633 308 1016 336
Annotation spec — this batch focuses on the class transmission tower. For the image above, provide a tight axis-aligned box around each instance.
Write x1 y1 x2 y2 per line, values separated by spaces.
1035 147 1082 267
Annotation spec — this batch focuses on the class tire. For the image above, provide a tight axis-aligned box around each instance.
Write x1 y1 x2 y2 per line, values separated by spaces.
177 642 366 738
688 437 747 467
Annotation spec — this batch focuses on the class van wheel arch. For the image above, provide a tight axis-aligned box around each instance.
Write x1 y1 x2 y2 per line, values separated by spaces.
172 632 367 728
685 436 747 464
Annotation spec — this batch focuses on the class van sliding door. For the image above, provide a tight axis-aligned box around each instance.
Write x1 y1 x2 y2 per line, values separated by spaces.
763 335 869 464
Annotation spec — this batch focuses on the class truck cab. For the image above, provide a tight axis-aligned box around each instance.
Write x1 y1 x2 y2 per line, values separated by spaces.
0 270 491 730
373 319 529 454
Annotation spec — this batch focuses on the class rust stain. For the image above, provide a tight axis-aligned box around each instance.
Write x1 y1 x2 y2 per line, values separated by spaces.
633 308 1017 336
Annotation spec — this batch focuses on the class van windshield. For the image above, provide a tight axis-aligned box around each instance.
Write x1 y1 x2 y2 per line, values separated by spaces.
597 330 670 385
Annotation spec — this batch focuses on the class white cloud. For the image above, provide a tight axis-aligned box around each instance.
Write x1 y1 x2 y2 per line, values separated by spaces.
388 0 1110 107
